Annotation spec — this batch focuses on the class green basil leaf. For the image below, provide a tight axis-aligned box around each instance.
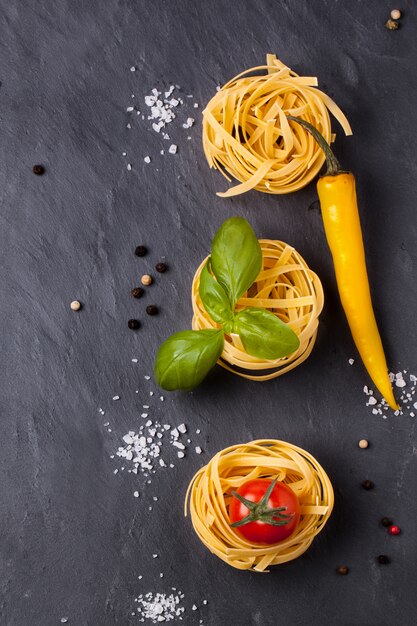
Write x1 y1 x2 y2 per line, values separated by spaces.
199 259 234 329
154 329 224 391
211 217 262 307
234 308 300 360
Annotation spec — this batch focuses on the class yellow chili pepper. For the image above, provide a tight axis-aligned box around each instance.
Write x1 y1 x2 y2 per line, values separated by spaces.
288 116 398 410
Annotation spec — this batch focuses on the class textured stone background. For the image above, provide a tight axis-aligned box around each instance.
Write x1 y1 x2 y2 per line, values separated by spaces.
1 1 417 624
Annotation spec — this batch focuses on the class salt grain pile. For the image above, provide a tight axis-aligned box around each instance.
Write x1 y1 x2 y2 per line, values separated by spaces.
362 370 417 418
123 72 198 170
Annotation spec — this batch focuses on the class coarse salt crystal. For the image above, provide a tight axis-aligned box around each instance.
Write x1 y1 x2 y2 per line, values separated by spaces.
113 395 120 401
195 446 202 454
178 423 187 434
168 144 177 154
132 358 138 363
348 358 355 365
126 106 134 112
133 491 140 498
144 156 151 164
177 451 185 459
127 163 132 171
130 66 136 72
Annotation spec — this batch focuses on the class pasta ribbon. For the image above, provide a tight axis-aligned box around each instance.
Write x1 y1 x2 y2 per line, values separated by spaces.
203 54 352 196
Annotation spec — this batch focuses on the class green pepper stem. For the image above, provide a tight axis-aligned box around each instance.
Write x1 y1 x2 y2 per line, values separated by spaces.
287 115 343 176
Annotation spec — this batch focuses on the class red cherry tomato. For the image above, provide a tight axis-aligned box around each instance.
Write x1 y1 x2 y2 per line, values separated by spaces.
229 478 300 544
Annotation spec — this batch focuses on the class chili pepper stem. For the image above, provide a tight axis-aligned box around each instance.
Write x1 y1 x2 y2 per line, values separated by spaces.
287 116 343 176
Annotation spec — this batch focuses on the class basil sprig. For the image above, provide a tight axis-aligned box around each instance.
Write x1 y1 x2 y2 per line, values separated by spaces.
154 217 300 391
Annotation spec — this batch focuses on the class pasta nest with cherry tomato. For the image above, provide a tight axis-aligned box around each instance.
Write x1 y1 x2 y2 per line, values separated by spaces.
192 239 324 380
185 440 334 572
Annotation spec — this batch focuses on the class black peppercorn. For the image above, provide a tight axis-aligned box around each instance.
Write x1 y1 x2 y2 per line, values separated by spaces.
381 517 393 527
336 565 349 575
146 305 158 316
131 287 144 298
135 246 147 257
155 262 167 273
32 164 45 175
128 319 140 330
377 555 390 564
362 480 374 490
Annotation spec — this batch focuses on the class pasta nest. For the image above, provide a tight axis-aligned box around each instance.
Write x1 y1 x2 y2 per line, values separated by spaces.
185 440 334 572
192 239 324 380
203 54 352 197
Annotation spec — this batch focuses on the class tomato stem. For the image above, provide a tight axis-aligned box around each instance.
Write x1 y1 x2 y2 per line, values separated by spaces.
230 477 293 528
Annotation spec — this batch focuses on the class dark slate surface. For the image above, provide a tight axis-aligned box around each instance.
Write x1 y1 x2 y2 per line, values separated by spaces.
1 1 417 624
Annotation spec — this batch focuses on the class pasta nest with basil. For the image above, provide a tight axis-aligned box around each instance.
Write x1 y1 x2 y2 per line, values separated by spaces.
203 53 352 197
192 239 324 380
185 440 334 572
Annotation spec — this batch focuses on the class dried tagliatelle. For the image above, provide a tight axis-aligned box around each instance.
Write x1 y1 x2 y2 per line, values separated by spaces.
203 54 352 197
192 239 324 381
185 440 334 572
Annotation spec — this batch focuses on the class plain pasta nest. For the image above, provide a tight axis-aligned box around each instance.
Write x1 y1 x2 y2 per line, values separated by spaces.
192 239 324 380
203 53 352 197
185 440 334 572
